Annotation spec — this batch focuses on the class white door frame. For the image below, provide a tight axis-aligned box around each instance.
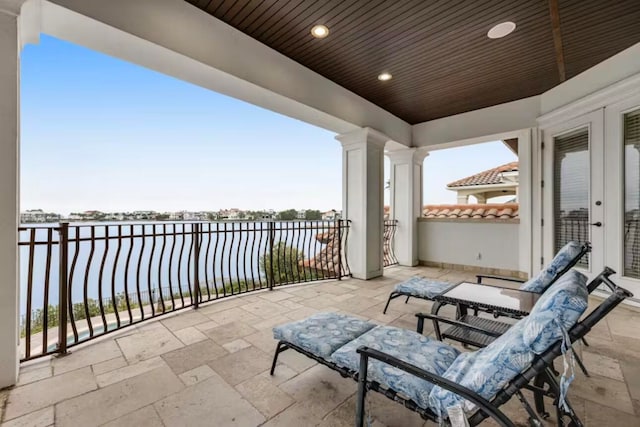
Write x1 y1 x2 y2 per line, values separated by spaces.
604 94 640 303
541 110 605 278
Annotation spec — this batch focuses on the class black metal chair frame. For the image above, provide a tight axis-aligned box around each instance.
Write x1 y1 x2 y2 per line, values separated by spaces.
474 242 592 291
382 242 591 315
271 271 632 427
424 266 613 381
270 341 516 427
357 272 631 427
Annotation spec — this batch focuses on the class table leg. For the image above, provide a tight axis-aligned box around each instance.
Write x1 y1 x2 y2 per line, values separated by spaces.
430 301 444 340
456 303 468 319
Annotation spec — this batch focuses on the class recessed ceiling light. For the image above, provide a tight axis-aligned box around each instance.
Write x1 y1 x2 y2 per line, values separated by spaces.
487 21 516 39
378 72 392 81
311 25 329 39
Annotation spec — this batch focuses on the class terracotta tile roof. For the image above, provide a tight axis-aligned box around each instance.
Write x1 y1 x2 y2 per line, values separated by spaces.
422 203 519 219
447 162 518 188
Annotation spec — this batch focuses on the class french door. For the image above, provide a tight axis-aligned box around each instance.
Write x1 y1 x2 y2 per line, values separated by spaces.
605 94 640 301
542 98 640 304
542 110 605 280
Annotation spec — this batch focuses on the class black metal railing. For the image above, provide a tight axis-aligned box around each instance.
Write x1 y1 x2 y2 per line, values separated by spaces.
557 217 640 275
18 220 350 361
383 219 398 267
625 217 640 279
557 218 590 267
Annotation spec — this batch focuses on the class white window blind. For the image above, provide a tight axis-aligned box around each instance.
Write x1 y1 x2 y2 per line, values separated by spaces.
554 128 590 268
624 109 640 279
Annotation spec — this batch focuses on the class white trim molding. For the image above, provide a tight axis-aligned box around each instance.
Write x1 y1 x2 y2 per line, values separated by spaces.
538 72 640 128
0 0 29 15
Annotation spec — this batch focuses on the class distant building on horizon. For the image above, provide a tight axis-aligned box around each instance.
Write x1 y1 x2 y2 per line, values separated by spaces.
321 209 341 221
20 209 62 224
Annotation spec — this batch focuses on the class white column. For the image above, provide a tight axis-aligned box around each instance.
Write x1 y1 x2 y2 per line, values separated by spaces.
456 194 468 204
387 148 429 267
337 128 388 279
0 3 21 388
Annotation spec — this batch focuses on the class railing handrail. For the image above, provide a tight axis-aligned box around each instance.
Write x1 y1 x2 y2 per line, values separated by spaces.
19 218 350 227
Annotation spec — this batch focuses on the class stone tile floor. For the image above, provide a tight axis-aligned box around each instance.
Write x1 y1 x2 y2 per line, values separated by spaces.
1 265 640 426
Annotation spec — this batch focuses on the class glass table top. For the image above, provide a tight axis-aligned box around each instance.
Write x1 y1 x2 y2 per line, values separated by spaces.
440 282 540 314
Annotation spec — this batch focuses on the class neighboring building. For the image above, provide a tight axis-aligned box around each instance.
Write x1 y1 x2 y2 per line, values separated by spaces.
447 162 518 204
218 208 242 220
256 210 276 220
104 212 125 221
297 210 306 219
20 209 62 224
321 209 341 220
174 211 209 221
169 211 185 221
194 212 210 221
133 211 157 220
80 210 104 220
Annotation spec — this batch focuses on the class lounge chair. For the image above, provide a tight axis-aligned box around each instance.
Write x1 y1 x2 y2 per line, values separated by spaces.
417 266 616 408
270 269 632 427
382 241 590 315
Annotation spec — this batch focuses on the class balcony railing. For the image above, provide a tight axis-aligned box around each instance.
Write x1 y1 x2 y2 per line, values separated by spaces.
383 219 398 267
556 217 640 275
18 220 350 361
626 217 640 279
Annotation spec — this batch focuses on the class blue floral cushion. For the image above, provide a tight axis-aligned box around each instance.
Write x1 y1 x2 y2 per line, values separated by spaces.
273 312 375 359
429 269 588 416
520 241 582 292
331 326 460 410
394 276 454 299
523 270 589 353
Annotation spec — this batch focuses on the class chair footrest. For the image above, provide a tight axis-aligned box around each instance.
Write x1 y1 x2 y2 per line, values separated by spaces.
441 315 511 348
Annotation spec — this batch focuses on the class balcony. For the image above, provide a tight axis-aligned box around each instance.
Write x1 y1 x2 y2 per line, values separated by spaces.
2 1 640 426
2 265 639 426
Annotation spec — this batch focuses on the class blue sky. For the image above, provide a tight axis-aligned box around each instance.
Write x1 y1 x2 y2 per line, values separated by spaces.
21 35 516 215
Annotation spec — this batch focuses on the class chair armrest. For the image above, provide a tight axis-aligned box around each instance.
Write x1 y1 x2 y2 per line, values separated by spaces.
415 313 504 338
476 274 526 284
356 346 515 427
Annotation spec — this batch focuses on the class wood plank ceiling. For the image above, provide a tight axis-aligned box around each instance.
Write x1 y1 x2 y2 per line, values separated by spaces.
185 0 640 124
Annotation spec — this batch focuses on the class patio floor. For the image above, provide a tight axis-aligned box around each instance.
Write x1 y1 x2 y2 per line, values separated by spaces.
1 266 639 427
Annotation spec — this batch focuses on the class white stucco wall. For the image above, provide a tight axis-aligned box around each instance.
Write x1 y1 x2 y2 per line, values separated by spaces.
418 219 520 272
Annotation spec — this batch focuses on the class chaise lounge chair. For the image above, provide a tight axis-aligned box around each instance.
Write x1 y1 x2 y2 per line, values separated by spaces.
416 266 616 416
270 269 632 427
382 241 590 315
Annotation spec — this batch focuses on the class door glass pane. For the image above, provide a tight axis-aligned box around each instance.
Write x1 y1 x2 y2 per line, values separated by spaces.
624 110 640 279
554 128 590 268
